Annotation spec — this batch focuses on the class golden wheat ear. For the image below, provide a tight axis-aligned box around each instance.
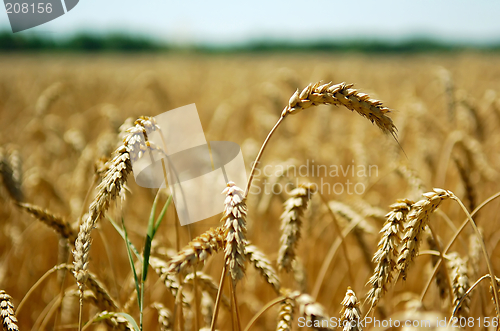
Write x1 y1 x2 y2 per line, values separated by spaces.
366 199 412 310
0 290 19 331
277 183 316 273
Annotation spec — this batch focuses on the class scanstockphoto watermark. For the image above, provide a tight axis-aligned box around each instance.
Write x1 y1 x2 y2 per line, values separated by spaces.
298 317 499 329
249 159 379 196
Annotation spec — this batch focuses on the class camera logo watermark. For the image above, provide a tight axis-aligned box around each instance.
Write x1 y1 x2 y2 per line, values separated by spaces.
4 0 79 33
130 104 247 226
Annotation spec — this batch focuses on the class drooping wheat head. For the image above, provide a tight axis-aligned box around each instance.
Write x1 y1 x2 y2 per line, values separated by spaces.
167 226 225 274
245 243 281 294
281 82 396 137
16 202 77 243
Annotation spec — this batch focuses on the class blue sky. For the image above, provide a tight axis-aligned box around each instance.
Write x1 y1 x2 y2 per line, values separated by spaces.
2 0 500 45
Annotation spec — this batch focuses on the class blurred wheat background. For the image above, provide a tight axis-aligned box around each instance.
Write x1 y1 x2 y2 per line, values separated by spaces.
1 51 500 330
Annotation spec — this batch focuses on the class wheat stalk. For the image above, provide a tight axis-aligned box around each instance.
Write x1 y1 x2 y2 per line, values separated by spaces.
245 243 281 294
278 183 316 272
447 252 470 319
16 202 77 243
397 189 453 280
167 227 225 274
0 290 19 331
366 199 412 310
73 117 158 294
221 181 247 282
340 287 362 331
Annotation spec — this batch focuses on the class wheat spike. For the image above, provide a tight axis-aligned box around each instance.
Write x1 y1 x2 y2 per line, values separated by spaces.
73 116 158 293
397 189 453 280
91 311 134 331
184 272 230 309
0 148 23 202
200 291 214 328
276 296 295 331
0 290 19 331
221 181 248 282
151 303 173 331
245 243 281 294
448 252 470 319
340 287 362 331
167 226 225 274
278 183 316 272
366 199 413 309
35 82 63 116
282 82 396 136
16 202 77 243
150 257 187 305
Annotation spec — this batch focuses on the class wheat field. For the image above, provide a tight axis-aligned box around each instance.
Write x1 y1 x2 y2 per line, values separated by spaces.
1 52 500 330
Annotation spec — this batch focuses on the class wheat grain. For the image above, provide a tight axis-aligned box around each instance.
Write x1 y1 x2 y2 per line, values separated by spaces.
397 189 453 280
448 252 470 319
73 116 158 293
16 202 77 243
151 303 173 331
278 183 316 272
282 82 396 136
0 290 19 331
245 243 281 294
167 227 225 274
340 287 362 331
221 181 247 282
366 199 413 309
